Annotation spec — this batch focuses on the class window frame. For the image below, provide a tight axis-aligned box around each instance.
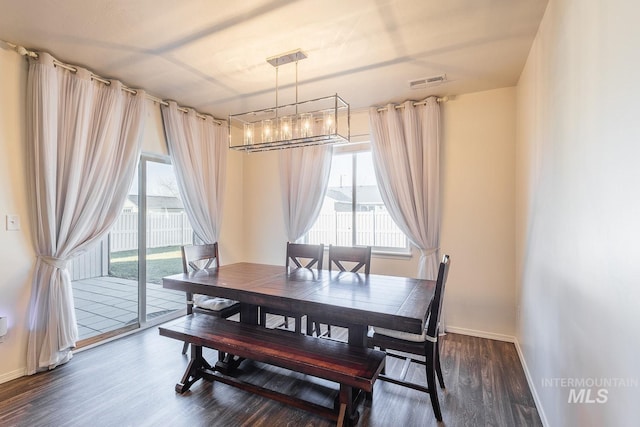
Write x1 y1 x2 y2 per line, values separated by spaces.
305 142 411 255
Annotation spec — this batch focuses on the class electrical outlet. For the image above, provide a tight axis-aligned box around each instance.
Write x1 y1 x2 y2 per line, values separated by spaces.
6 214 20 231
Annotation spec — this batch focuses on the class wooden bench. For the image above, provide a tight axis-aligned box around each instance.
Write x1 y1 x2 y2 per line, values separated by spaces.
159 313 386 426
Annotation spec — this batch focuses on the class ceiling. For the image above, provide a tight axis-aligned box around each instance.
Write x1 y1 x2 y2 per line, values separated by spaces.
0 0 548 119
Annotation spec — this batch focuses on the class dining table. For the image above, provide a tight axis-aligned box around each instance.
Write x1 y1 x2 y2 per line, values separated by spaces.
162 262 436 348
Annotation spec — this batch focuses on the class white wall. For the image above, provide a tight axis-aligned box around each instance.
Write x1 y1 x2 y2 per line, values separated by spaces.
219 149 245 265
0 46 32 382
516 1 640 425
242 93 518 339
242 150 286 264
441 88 516 339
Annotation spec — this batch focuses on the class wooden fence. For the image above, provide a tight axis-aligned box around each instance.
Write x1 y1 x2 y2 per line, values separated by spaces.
307 211 407 248
109 211 194 252
68 211 194 281
70 210 405 281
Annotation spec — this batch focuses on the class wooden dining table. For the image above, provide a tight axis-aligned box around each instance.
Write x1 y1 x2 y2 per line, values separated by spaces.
162 262 436 347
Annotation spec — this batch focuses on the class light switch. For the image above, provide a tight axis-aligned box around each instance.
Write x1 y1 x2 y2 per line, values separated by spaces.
6 214 20 231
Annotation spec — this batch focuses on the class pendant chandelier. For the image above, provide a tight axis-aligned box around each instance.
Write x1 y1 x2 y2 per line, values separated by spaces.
229 49 350 152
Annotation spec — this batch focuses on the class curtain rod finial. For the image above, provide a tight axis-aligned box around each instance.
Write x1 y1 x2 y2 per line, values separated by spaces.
15 45 37 58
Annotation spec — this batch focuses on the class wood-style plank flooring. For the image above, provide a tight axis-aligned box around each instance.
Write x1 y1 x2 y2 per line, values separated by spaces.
0 322 541 426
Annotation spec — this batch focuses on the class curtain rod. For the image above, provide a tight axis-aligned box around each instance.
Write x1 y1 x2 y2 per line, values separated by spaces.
376 96 449 113
2 40 223 125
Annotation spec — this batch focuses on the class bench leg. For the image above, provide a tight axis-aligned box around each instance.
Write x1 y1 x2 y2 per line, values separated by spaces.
176 345 211 394
338 384 359 426
337 402 347 427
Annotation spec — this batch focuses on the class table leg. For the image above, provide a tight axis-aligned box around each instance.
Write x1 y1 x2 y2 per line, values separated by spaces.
240 303 258 325
214 352 244 375
213 303 257 374
347 324 367 347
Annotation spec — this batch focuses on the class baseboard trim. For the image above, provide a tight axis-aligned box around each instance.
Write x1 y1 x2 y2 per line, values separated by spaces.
513 338 549 427
444 325 515 343
0 367 26 385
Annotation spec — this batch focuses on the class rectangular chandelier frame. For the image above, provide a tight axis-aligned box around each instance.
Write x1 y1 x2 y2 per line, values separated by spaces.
229 94 350 153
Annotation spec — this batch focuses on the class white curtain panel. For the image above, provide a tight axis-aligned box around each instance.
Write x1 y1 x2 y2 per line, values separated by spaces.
161 102 227 244
279 145 332 242
369 97 441 280
26 52 146 374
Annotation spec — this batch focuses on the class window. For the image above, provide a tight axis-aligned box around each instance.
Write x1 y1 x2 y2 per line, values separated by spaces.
305 144 409 253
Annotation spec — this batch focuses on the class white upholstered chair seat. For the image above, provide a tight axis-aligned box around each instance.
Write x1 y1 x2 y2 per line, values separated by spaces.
372 326 428 343
193 294 238 311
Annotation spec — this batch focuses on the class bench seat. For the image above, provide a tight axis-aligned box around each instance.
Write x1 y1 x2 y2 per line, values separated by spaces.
159 313 386 426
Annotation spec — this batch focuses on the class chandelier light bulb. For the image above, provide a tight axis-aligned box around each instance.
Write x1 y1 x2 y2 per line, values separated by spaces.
262 119 273 143
299 113 312 138
279 116 292 140
243 123 254 145
323 110 335 134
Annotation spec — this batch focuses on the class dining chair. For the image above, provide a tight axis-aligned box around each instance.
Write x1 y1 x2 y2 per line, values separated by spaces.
367 254 451 422
180 243 240 354
328 244 372 274
307 244 372 337
259 242 324 334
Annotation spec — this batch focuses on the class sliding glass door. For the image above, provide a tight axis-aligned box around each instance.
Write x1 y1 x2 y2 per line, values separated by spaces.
73 154 191 344
140 157 193 323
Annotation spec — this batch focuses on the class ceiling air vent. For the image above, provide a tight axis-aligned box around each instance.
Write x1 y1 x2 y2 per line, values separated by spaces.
409 74 447 89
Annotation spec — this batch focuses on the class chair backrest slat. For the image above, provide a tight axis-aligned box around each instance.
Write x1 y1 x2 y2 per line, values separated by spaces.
328 245 372 274
425 254 450 339
181 243 220 273
286 242 324 270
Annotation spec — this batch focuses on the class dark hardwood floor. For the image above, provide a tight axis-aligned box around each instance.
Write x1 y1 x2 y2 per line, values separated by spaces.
0 321 541 427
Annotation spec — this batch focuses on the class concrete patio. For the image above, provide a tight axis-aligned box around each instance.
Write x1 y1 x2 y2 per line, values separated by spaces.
72 276 184 341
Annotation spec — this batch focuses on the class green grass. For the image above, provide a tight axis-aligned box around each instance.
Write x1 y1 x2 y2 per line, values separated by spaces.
109 245 184 285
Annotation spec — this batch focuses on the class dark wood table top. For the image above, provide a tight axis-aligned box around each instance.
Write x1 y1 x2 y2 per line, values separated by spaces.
163 262 435 342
